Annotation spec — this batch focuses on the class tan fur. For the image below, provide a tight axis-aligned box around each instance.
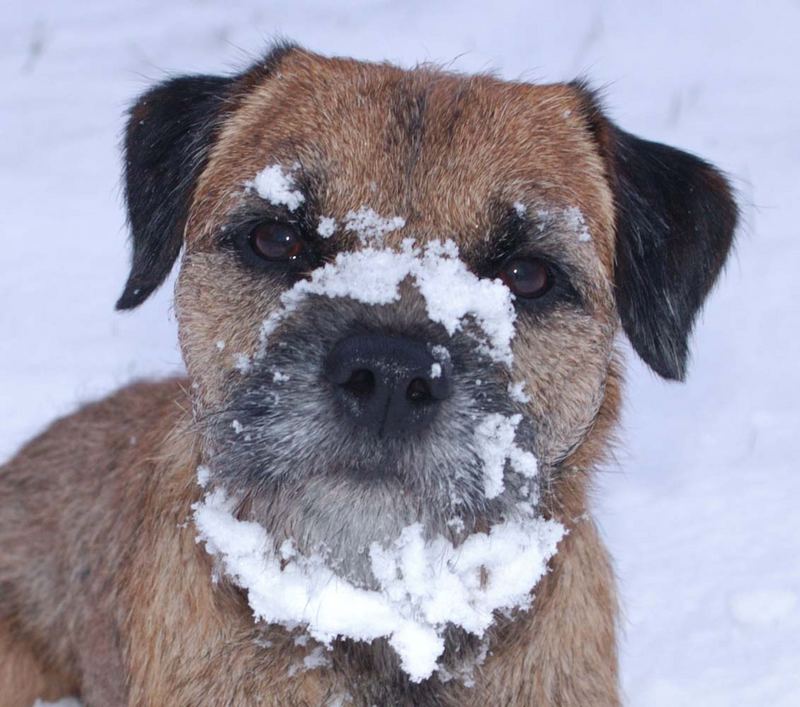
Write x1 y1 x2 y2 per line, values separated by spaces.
1 377 618 706
0 49 627 705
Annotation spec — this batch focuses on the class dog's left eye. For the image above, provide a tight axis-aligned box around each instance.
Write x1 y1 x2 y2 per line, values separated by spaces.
249 222 305 261
498 257 553 299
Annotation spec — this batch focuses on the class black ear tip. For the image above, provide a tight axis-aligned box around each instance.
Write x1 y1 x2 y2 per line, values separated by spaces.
654 356 687 382
115 281 151 310
629 335 688 382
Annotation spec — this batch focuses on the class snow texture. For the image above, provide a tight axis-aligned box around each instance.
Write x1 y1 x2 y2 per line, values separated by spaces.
317 216 337 238
507 381 530 404
259 239 517 365
194 486 563 682
248 164 305 211
2 3 798 705
199 230 555 681
564 206 592 242
343 206 405 245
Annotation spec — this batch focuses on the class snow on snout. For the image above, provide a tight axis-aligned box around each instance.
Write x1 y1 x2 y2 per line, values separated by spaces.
259 238 518 365
196 196 561 683
243 166 518 365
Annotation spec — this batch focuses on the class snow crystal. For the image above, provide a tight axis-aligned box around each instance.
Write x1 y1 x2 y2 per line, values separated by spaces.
447 516 465 532
273 370 290 383
564 205 592 242
303 645 332 670
474 414 519 499
288 644 332 677
193 486 563 683
474 413 538 498
430 362 442 378
508 445 538 479
344 206 405 245
215 340 226 351
248 164 305 211
513 201 527 217
508 381 530 404
197 465 212 488
231 420 244 435
317 216 337 239
430 344 451 363
259 241 517 365
233 353 252 373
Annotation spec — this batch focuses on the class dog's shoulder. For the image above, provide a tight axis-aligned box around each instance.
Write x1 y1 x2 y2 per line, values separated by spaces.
2 376 188 473
0 377 193 704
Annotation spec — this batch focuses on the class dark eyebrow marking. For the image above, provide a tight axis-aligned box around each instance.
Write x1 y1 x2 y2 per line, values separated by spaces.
469 202 541 276
215 162 330 246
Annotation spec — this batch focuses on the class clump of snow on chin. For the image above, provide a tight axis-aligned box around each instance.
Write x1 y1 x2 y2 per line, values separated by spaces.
194 488 563 683
194 219 564 682
259 239 517 365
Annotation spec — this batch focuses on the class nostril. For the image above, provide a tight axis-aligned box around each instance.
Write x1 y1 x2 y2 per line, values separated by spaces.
341 369 376 398
406 377 433 404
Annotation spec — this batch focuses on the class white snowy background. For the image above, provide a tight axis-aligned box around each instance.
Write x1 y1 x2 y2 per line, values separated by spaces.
2 1 798 705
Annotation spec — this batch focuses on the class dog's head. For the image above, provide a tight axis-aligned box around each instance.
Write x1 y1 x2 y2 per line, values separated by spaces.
118 45 736 582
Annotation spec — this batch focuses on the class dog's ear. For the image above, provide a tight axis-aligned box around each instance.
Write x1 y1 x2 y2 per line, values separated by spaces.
573 83 738 380
116 74 233 310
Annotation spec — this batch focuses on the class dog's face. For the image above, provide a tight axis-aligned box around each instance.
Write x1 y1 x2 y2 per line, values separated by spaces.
117 46 736 585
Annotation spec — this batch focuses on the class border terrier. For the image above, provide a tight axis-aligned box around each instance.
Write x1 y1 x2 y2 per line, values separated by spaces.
0 43 736 706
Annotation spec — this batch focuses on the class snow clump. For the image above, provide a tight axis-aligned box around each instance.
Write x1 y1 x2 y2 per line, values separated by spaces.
194 488 563 682
195 208 562 683
247 164 305 211
344 206 405 245
259 239 517 365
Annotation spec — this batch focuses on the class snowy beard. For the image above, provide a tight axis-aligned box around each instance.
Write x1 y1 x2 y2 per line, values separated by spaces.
193 238 564 682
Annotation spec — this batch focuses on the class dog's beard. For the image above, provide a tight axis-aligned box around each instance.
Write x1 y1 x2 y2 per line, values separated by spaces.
193 240 564 682
199 369 538 589
198 303 540 588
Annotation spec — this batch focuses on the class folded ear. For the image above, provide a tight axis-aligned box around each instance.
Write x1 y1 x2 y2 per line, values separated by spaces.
573 84 738 380
115 74 233 310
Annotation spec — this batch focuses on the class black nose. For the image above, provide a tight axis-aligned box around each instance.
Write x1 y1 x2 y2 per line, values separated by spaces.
324 334 452 437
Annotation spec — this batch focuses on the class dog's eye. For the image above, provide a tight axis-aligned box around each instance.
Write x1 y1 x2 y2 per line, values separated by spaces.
498 257 553 299
249 222 304 261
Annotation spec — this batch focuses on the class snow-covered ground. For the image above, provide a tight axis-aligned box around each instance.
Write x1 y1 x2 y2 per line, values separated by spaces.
1 1 798 704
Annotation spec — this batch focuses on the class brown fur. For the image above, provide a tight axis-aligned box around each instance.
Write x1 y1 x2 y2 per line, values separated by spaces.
1 46 731 706
0 378 618 706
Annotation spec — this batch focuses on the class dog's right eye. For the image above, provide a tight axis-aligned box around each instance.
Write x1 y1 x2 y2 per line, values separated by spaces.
249 222 305 262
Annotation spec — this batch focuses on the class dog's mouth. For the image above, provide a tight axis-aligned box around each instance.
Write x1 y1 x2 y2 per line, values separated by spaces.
193 234 562 683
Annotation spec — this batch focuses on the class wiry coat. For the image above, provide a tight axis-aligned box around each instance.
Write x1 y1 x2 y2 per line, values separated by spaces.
0 45 736 706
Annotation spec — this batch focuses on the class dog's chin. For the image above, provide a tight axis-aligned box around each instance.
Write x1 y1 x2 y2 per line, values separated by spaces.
243 473 463 589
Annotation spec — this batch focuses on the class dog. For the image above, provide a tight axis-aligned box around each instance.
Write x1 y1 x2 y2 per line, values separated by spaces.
0 43 737 706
